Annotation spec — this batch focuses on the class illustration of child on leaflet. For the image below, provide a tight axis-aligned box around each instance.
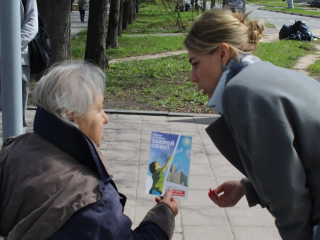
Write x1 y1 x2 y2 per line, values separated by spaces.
149 155 174 196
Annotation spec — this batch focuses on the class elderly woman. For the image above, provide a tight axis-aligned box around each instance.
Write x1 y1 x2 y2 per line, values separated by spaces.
184 9 320 240
0 61 178 240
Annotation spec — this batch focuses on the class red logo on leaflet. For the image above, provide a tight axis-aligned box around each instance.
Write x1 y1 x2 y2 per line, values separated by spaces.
172 190 185 197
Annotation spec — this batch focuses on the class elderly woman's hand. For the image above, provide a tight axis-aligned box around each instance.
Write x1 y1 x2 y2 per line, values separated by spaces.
155 188 179 216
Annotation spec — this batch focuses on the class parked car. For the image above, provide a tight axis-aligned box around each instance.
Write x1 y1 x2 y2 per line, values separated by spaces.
310 0 320 7
227 0 243 12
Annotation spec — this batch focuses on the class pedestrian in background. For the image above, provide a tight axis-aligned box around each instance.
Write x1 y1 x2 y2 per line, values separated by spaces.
78 0 87 23
71 0 74 12
184 9 320 240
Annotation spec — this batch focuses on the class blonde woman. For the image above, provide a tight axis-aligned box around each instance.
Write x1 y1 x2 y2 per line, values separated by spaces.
184 9 320 240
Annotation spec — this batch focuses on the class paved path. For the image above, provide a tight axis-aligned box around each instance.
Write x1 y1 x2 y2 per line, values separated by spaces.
17 110 281 240
71 11 89 37
109 50 188 64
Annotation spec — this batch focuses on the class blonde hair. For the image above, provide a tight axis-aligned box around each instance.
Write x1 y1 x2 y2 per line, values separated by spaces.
33 60 106 127
183 9 264 57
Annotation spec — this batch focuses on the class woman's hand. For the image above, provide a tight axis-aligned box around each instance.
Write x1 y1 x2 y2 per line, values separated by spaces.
209 180 246 208
155 188 179 216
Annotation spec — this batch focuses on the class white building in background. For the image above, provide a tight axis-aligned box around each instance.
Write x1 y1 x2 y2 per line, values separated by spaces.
167 164 188 187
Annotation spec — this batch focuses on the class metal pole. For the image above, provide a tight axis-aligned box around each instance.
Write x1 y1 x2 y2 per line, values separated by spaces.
288 0 294 8
0 0 23 141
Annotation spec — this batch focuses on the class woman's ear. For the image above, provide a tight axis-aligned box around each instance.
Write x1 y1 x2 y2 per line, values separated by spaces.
65 110 75 122
218 43 231 66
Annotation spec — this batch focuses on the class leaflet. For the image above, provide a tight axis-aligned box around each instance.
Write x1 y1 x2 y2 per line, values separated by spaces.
145 131 192 199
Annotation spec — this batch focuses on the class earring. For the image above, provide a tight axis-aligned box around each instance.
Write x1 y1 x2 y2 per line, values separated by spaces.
221 64 226 71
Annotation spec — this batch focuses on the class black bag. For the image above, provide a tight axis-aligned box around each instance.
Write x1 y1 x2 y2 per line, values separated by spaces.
292 20 313 41
279 20 313 41
22 0 51 75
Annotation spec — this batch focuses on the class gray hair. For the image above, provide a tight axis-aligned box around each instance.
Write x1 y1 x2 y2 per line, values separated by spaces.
33 60 106 126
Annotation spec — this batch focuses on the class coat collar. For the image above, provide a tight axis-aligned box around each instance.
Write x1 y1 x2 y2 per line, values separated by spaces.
33 107 113 182
208 54 261 114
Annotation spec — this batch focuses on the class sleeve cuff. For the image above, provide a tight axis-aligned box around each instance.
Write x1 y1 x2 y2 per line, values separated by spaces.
141 202 175 239
242 178 266 208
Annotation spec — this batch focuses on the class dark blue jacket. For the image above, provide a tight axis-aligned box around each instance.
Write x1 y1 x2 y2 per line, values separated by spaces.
33 108 169 240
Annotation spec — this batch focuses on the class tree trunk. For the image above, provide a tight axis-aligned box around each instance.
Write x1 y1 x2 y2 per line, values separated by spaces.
106 0 120 49
128 0 133 24
85 0 108 69
118 0 124 37
37 0 70 65
122 0 129 30
202 0 206 11
136 0 139 13
210 0 215 9
222 0 227 8
132 0 136 20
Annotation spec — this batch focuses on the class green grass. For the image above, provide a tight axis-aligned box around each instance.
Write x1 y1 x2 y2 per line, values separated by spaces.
307 39 320 75
71 31 186 60
71 30 87 60
122 1 200 35
106 35 186 59
254 40 316 69
308 60 320 75
105 54 212 113
264 21 276 28
103 41 315 112
247 0 269 3
247 0 299 4
260 6 320 16
263 2 298 7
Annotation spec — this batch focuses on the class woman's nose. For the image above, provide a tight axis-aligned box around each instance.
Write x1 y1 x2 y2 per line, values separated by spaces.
102 111 109 124
190 69 198 83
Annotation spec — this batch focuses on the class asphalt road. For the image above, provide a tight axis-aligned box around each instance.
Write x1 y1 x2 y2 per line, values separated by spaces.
246 4 320 37
200 2 319 36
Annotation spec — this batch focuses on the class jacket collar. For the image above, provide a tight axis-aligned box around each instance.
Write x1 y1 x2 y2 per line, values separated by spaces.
33 107 112 182
208 54 261 114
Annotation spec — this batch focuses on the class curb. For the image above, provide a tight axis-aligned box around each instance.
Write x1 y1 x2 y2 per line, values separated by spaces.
26 106 220 118
258 7 320 18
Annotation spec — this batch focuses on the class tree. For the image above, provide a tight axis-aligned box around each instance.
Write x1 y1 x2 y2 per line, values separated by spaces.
210 0 215 9
85 0 108 69
128 0 134 24
202 0 206 11
136 0 139 13
132 0 136 20
118 0 124 37
222 0 227 8
37 0 70 64
122 0 130 30
106 0 120 49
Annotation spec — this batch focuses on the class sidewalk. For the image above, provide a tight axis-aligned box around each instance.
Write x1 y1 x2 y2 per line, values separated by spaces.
71 10 89 37
71 6 110 37
16 110 281 240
